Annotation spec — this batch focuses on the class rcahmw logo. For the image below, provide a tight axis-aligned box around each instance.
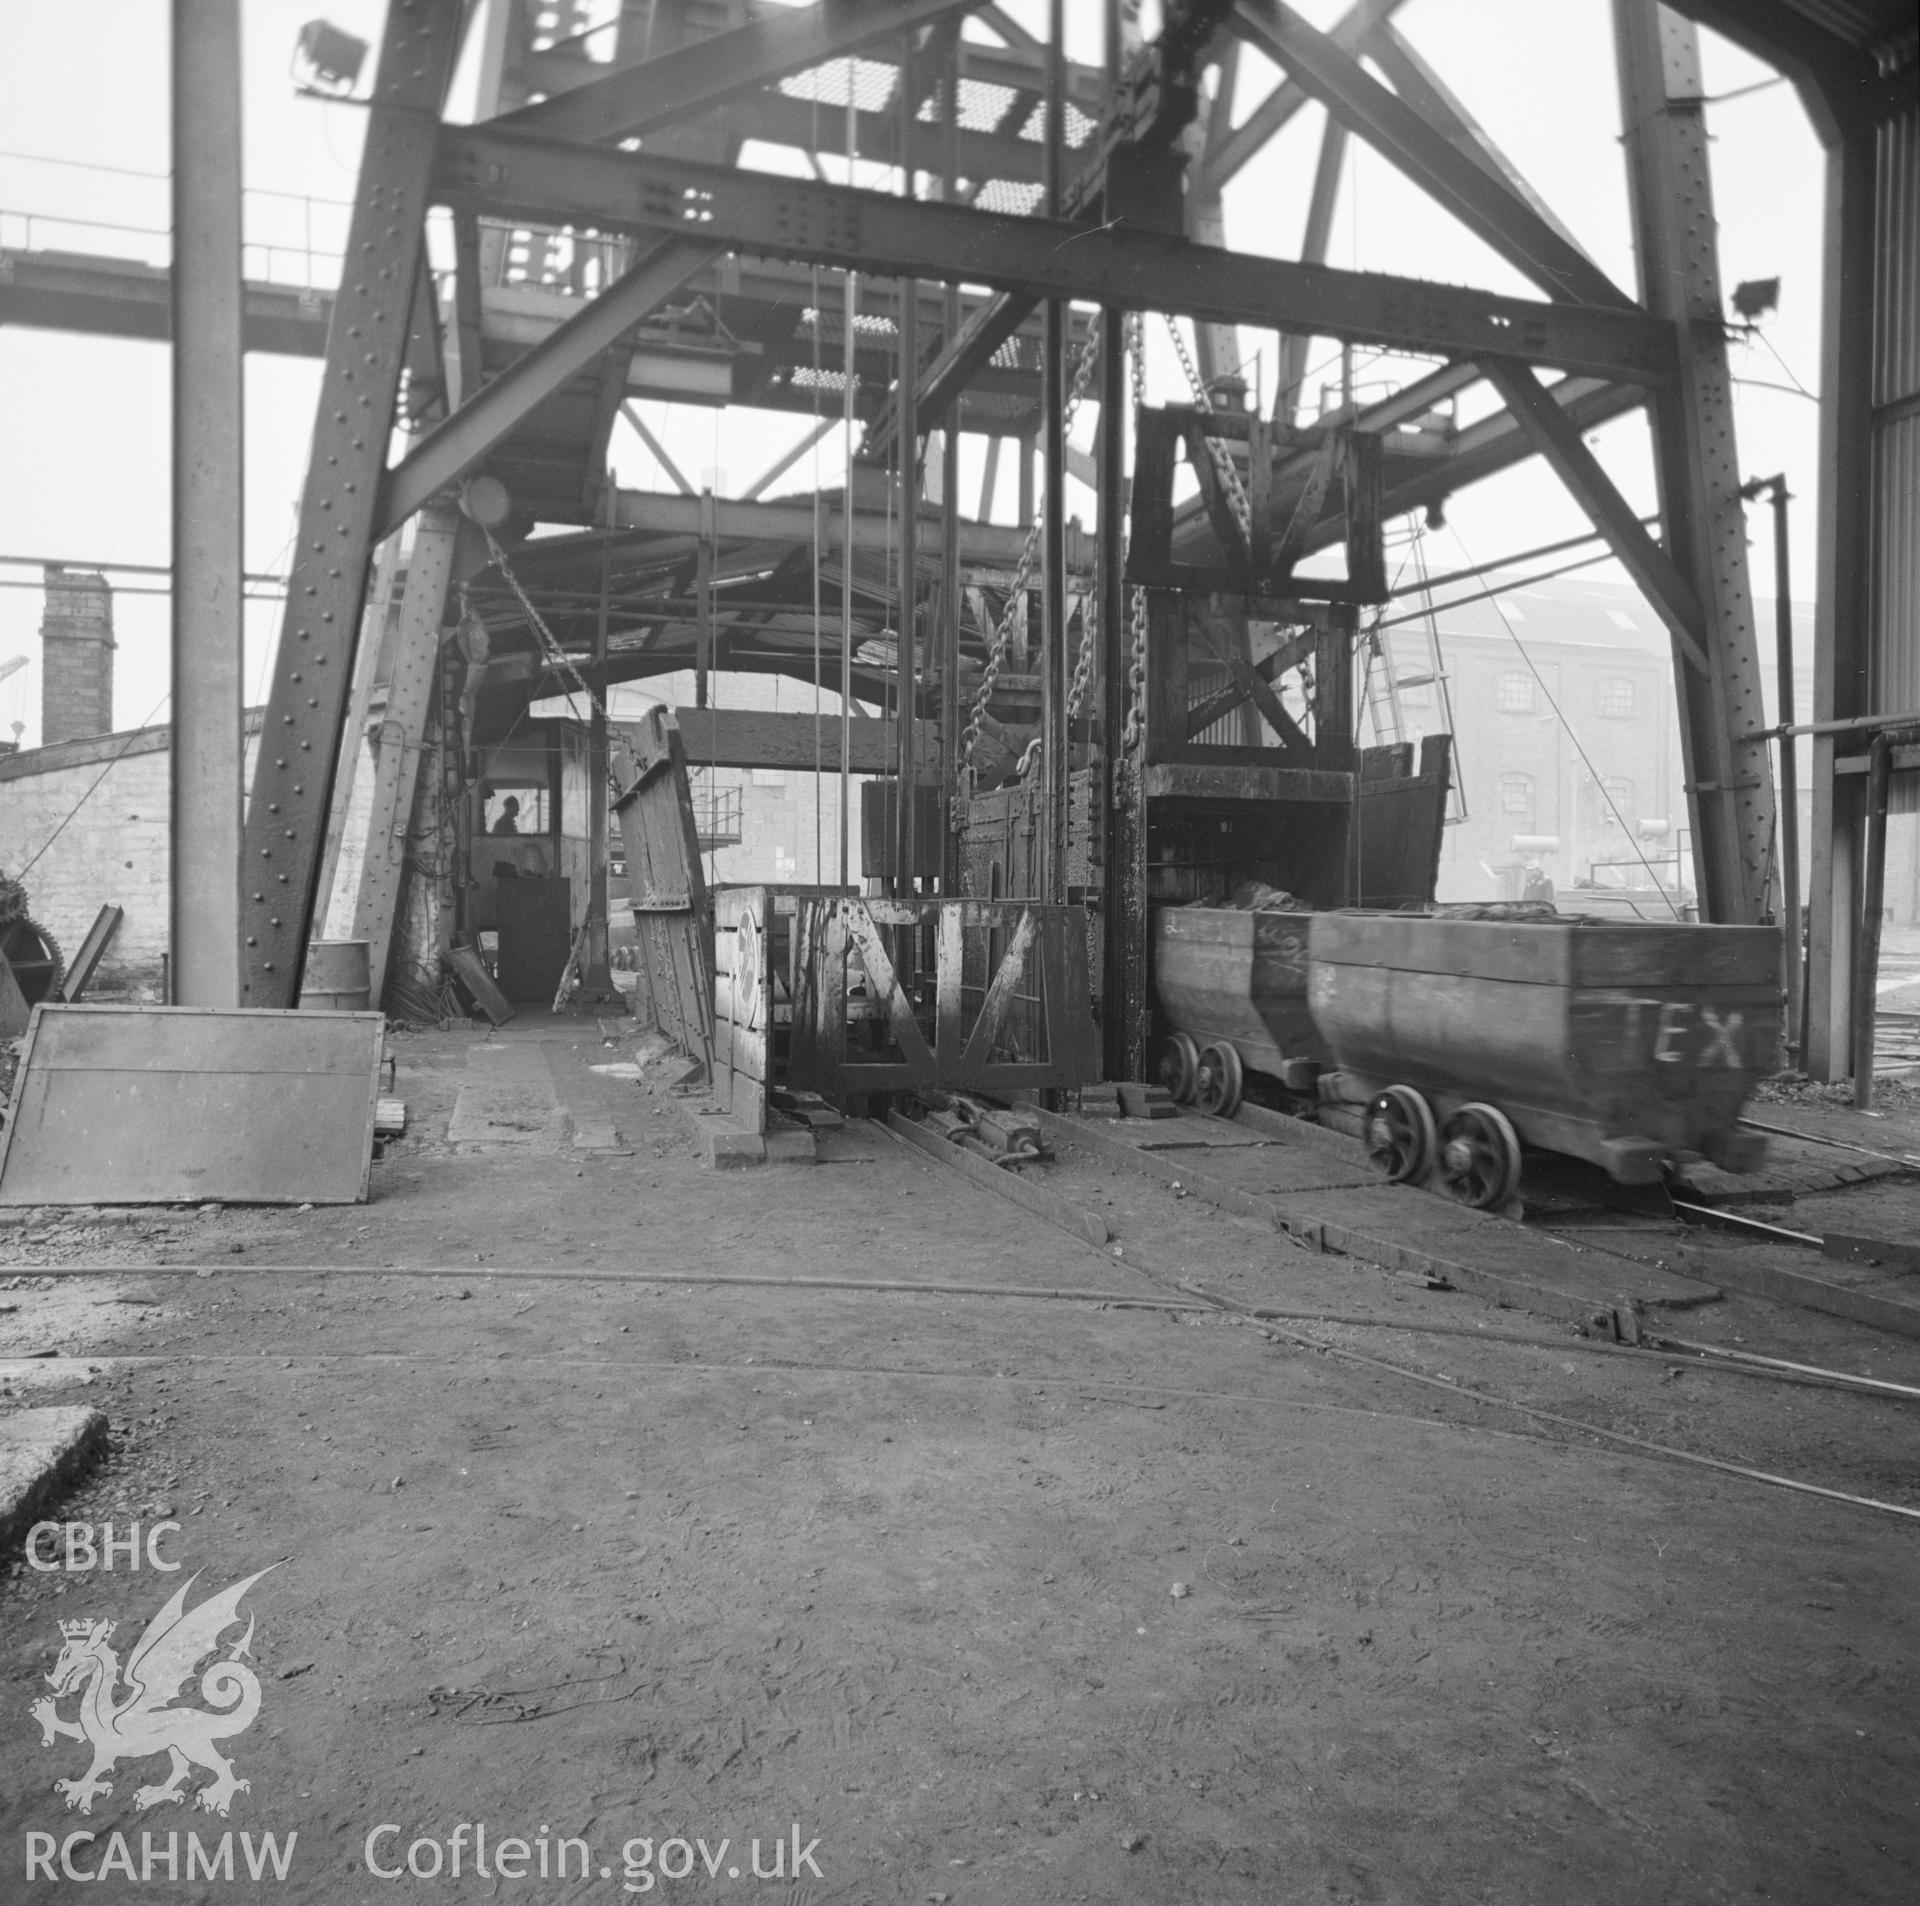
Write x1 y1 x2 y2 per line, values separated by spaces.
20 1564 298 1884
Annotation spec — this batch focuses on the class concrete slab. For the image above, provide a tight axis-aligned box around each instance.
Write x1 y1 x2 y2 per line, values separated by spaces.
0 1405 107 1556
763 1115 820 1165
1277 1184 1720 1321
1044 1109 1717 1329
685 1108 768 1169
569 1120 627 1153
1674 1138 1915 1207
679 1102 819 1168
446 1042 570 1150
1065 1113 1376 1196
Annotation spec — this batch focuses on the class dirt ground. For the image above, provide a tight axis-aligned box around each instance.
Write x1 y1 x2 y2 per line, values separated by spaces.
1 1014 1916 1904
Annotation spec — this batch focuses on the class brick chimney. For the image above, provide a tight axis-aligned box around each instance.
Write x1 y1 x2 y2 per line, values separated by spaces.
40 566 116 744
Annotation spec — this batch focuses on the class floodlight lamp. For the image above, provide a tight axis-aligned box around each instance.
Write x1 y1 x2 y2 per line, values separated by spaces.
293 20 369 98
1731 277 1780 321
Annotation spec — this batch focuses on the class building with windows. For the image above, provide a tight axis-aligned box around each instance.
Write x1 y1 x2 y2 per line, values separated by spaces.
1371 570 1828 913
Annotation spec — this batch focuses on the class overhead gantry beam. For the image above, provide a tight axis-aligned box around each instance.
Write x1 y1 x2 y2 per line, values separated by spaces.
431 130 1676 387
605 490 1039 565
864 0 1237 458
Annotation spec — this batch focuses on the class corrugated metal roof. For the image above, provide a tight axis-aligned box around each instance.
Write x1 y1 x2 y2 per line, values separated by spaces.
1765 0 1914 61
1870 412 1920 713
1874 105 1920 407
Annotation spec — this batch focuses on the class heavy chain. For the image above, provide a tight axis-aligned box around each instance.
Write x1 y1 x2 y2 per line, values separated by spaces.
1122 312 1151 757
960 516 1041 779
1065 583 1097 723
962 318 1104 785
1163 312 1250 536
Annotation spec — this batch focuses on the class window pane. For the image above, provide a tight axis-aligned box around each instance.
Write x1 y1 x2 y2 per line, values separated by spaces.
1496 671 1534 713
1498 771 1534 817
1599 776 1635 825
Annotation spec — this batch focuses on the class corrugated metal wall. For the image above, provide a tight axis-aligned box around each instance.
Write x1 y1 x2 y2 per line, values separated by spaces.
1872 101 1920 810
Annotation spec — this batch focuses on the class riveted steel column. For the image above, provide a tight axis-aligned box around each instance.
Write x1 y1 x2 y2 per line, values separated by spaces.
938 35 963 895
240 0 465 1006
1100 0 1146 1082
1040 0 1069 907
170 0 244 1006
894 30 920 897
1805 127 1877 1081
1613 0 1777 927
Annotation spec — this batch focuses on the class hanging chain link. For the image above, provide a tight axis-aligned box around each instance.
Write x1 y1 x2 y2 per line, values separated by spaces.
1163 312 1250 537
960 516 1042 779
963 318 1104 786
1121 312 1151 757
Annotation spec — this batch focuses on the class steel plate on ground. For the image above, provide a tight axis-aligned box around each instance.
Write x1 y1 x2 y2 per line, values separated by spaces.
0 1004 385 1206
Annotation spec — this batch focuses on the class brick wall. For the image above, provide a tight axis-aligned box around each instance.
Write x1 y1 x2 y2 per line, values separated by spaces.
0 724 262 999
699 767 866 889
39 567 116 745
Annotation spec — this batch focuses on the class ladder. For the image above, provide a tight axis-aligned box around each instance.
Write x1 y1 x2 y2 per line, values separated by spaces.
1359 522 1468 824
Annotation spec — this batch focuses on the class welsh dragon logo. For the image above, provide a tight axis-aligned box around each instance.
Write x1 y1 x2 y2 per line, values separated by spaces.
28 1566 278 1817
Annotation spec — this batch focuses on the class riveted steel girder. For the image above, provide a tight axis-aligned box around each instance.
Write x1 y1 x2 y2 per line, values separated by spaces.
374 237 721 538
432 129 1677 387
240 0 466 1006
1233 0 1635 309
1614 0 1777 927
491 0 979 147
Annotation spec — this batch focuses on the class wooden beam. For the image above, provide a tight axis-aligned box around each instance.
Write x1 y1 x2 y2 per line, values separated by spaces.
654 708 938 775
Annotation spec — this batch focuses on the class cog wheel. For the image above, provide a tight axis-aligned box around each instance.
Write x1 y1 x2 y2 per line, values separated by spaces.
0 914 64 1006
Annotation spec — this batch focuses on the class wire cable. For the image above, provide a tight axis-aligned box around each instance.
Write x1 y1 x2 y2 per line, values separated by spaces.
1443 525 1684 916
14 687 173 880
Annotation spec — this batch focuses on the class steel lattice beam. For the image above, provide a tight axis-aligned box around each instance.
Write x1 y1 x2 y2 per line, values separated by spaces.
864 0 1235 457
1201 0 1401 193
240 0 466 1006
374 238 720 537
431 129 1676 386
490 0 979 146
1232 0 1635 308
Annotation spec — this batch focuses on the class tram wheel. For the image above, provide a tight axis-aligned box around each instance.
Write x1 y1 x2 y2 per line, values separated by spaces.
1435 1102 1524 1210
1194 1041 1244 1118
1155 1032 1201 1105
1364 1084 1438 1183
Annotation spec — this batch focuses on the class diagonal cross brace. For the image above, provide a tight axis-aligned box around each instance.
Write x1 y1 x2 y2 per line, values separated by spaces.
1203 0 1403 192
375 238 720 537
1479 355 1709 675
958 907 1040 1079
1233 0 1636 309
1192 619 1315 756
1184 627 1316 739
841 902 936 1078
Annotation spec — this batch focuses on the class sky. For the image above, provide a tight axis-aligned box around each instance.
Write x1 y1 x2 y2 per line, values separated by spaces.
0 0 1826 752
